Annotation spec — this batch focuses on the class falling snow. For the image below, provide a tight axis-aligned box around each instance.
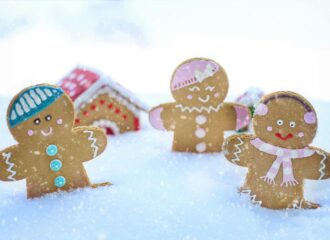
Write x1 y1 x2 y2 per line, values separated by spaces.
0 0 330 239
0 96 329 240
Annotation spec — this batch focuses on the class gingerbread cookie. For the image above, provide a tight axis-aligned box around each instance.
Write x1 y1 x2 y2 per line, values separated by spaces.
223 91 330 209
0 84 110 198
149 57 250 153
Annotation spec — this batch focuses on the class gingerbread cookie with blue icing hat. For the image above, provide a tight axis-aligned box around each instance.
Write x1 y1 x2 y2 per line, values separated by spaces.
223 91 330 209
0 84 110 198
149 57 250 153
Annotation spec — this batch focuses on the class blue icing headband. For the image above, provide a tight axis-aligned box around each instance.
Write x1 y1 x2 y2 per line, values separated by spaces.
8 86 64 128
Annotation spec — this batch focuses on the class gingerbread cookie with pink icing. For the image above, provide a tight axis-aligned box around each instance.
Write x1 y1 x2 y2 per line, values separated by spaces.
223 91 330 209
149 57 250 153
0 84 110 198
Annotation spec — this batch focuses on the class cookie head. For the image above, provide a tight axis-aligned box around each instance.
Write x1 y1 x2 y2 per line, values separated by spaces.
7 84 75 143
170 58 228 107
253 92 317 148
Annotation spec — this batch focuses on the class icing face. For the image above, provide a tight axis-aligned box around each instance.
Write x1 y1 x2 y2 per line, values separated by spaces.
171 70 228 108
170 58 228 108
10 95 74 143
253 94 317 148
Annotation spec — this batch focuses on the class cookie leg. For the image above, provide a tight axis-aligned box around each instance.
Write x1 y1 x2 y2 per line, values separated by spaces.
238 186 249 193
90 182 112 189
300 200 320 209
290 199 320 209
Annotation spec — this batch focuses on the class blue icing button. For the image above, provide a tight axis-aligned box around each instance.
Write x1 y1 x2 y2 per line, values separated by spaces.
54 176 66 188
46 145 58 156
50 159 62 172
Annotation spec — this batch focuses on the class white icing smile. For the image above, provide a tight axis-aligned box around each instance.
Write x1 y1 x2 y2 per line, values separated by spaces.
198 95 210 103
41 127 53 137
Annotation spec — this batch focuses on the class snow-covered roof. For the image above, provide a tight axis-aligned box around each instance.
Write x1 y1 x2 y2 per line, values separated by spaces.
58 66 148 111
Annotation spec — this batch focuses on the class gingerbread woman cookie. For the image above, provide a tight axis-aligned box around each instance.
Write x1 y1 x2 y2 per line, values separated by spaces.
149 57 250 153
0 84 110 198
223 91 330 209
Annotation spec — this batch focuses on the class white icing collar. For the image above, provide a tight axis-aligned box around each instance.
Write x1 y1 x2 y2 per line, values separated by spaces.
175 103 223 113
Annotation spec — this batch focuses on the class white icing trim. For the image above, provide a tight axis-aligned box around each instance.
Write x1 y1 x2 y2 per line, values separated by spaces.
15 103 23 116
44 89 53 97
36 88 47 101
19 97 30 113
3 152 16 181
83 130 99 158
11 111 17 120
316 150 327 180
30 89 42 104
175 103 223 113
23 93 36 108
292 199 304 209
231 137 244 164
91 120 120 135
241 189 262 206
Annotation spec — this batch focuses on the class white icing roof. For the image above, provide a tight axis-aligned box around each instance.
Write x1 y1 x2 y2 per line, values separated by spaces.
58 65 148 111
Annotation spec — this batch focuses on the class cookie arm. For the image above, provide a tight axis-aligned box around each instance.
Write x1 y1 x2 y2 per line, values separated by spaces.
298 147 330 180
73 127 108 162
0 145 27 181
149 103 176 131
222 103 250 131
223 134 253 167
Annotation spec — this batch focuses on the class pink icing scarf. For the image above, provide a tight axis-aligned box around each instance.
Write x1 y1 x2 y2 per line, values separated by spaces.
250 138 315 187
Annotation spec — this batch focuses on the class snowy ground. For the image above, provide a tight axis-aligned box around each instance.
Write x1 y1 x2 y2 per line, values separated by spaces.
0 1 330 239
0 96 330 240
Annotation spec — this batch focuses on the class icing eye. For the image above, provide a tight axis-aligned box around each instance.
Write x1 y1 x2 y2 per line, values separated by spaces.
277 119 283 126
45 115 52 121
205 86 215 92
33 118 41 125
189 86 200 92
289 121 296 128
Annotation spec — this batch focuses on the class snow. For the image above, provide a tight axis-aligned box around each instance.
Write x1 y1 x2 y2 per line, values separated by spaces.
1 1 330 239
0 96 330 240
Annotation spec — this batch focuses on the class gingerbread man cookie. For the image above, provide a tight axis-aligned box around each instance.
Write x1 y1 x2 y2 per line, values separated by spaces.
149 58 250 153
223 91 330 209
0 84 110 198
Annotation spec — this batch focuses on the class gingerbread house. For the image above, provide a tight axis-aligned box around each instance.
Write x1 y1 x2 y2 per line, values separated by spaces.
58 66 148 135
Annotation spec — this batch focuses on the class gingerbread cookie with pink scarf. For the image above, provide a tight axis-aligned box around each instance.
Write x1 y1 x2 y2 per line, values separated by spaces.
223 91 330 209
0 84 110 199
149 57 250 153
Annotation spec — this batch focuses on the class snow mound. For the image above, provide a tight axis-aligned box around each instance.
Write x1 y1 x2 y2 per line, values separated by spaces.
0 98 330 240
